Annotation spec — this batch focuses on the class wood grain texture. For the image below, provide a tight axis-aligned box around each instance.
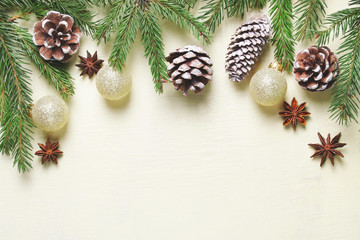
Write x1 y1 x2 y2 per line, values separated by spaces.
1 1 360 239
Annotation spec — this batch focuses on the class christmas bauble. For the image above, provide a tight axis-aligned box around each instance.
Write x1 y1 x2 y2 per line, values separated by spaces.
32 95 69 131
249 68 287 106
95 65 131 100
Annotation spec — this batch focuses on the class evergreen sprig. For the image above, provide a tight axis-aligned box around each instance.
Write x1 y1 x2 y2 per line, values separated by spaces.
269 0 295 72
316 0 360 125
0 0 95 172
0 20 34 172
294 0 327 41
316 7 360 46
95 0 211 93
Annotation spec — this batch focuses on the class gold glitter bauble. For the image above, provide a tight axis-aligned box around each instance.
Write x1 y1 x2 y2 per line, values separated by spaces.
95 65 131 100
249 68 287 106
32 95 69 132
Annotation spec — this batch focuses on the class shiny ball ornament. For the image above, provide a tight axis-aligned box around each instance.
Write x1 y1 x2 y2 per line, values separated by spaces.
96 65 131 100
249 68 287 106
32 95 69 131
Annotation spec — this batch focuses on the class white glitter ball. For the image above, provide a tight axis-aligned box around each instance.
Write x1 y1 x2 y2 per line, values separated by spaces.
95 65 132 100
32 95 69 132
249 68 287 106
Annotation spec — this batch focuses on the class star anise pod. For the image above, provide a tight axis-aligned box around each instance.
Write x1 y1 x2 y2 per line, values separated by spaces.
35 139 63 164
279 97 311 130
309 132 346 167
75 51 104 78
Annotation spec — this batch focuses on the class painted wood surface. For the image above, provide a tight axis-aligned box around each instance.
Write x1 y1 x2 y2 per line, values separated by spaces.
1 1 360 239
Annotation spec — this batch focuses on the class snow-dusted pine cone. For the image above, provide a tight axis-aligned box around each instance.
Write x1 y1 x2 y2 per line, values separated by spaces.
293 46 339 91
166 45 213 96
33 11 82 63
225 16 271 82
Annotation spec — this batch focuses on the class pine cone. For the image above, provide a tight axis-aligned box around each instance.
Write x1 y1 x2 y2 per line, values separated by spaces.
166 45 213 96
293 46 339 91
33 11 82 63
225 16 271 82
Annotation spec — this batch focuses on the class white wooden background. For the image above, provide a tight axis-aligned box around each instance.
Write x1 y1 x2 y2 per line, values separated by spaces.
1 1 360 239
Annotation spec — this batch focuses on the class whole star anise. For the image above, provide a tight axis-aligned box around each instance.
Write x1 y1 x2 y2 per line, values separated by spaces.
279 97 311 130
35 139 63 164
309 132 346 167
75 51 104 78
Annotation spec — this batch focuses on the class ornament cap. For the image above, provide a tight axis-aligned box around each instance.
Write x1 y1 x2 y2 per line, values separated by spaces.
268 62 283 73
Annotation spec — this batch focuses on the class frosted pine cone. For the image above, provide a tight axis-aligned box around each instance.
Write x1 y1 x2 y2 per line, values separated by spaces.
293 46 339 91
225 16 271 82
33 11 82 63
166 45 213 96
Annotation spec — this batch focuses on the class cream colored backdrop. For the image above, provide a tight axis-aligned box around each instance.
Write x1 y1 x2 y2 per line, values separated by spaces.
1 1 360 239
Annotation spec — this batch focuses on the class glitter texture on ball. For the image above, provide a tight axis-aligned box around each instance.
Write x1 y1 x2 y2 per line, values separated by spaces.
32 95 69 132
249 69 287 106
96 65 131 100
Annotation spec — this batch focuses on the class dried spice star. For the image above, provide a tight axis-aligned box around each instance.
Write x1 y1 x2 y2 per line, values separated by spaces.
309 132 346 167
279 97 311 130
75 51 104 78
35 139 63 164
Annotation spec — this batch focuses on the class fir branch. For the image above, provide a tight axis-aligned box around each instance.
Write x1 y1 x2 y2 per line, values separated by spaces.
294 0 327 41
269 0 295 72
97 0 210 93
199 0 267 33
140 9 168 93
328 21 360 125
152 0 211 45
108 3 140 72
198 0 228 33
14 25 75 100
0 22 34 172
0 79 6 120
94 0 127 43
316 7 360 46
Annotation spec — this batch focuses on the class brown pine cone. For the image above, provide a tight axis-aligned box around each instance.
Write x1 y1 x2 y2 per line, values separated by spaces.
166 45 213 96
33 11 82 63
293 46 339 91
225 16 271 82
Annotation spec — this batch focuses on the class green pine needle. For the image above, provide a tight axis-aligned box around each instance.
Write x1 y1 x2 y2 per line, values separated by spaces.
315 1 360 125
227 0 250 18
269 0 295 72
0 22 34 172
199 0 267 33
316 7 360 46
329 25 360 125
14 26 75 100
140 9 168 92
42 0 96 36
294 0 327 41
250 0 267 9
108 3 140 72
198 0 228 33
0 0 95 172
173 0 197 8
